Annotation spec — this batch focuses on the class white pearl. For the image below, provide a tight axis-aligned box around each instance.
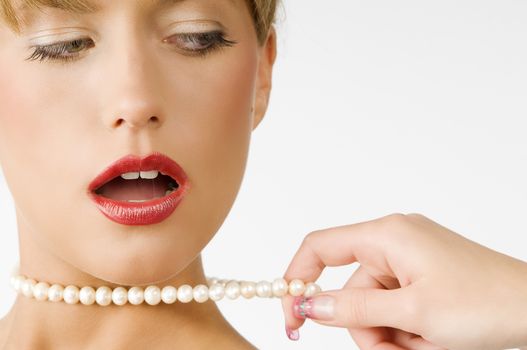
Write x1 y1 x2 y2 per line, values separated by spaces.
193 284 209 303
288 279 306 297
112 287 128 306
33 282 50 301
304 282 322 297
272 278 288 297
240 281 257 299
63 285 80 304
255 281 273 298
161 286 177 304
9 276 16 289
208 283 225 301
218 279 229 288
225 281 241 300
12 275 25 292
79 286 96 305
128 287 144 305
48 284 64 302
95 286 112 306
207 277 220 286
21 278 37 297
144 286 161 305
177 284 193 303
11 272 321 307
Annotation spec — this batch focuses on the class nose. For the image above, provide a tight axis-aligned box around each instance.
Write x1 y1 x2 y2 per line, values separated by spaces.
110 100 162 131
101 37 166 132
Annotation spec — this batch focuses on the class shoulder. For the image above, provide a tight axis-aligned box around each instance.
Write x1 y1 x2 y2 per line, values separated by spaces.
200 323 257 350
0 313 12 348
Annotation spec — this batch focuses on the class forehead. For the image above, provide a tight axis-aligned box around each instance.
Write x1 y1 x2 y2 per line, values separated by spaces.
12 0 241 15
7 0 245 33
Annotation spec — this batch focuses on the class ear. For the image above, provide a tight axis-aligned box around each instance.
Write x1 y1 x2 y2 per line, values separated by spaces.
252 26 277 131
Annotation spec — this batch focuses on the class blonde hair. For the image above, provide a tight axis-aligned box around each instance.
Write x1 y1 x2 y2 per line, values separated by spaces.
0 0 277 44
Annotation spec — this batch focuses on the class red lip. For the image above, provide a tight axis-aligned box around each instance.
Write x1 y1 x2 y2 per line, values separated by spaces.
87 151 190 226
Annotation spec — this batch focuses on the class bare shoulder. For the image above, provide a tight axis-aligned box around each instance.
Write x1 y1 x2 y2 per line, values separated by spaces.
205 328 259 350
229 337 258 350
0 308 16 349
0 315 9 348
198 315 258 350
210 337 258 350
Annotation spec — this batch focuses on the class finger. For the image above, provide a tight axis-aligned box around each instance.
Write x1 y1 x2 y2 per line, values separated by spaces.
282 213 412 331
281 287 306 333
391 332 446 350
346 267 440 350
345 265 398 348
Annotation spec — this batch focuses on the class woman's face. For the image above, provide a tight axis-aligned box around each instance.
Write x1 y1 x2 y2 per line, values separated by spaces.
0 0 275 285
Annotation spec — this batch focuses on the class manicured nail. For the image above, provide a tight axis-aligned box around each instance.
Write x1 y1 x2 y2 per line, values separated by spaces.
285 325 300 341
293 295 335 321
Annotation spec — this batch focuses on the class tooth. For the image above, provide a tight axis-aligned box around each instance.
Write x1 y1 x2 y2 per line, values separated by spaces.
140 170 159 179
165 190 173 196
127 199 149 203
121 172 140 180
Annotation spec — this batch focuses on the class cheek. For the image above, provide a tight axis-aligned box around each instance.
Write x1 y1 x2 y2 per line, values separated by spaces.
0 57 80 167
173 47 259 225
0 55 100 267
0 60 57 201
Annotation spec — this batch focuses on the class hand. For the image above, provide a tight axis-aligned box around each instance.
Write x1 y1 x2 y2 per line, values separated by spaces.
281 213 527 350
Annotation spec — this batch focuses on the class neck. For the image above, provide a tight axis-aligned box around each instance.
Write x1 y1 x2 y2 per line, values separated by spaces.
1 223 253 349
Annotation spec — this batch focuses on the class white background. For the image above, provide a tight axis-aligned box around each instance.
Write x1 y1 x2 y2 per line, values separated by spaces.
1 1 526 349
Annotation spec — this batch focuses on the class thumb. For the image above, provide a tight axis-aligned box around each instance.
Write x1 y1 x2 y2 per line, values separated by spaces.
293 286 414 330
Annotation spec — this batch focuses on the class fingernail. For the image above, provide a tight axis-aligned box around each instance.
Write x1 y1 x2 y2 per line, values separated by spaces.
293 295 335 321
285 325 300 341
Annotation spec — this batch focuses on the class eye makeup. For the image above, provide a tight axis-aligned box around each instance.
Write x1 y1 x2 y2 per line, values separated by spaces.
25 29 237 64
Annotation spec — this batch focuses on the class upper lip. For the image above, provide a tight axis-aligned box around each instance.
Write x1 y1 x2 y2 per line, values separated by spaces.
88 151 189 194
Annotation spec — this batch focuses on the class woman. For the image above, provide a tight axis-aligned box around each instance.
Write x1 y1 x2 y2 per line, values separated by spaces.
2 1 527 349
0 0 277 348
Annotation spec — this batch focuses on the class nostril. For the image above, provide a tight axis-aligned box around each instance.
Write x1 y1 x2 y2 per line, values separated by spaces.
111 116 159 129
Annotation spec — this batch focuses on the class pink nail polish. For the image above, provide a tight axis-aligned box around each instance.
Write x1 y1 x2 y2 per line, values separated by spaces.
293 296 310 319
293 295 335 321
285 325 300 341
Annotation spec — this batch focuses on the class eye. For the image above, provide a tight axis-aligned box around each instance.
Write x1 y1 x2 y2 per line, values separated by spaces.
163 30 237 57
25 30 237 64
26 38 95 63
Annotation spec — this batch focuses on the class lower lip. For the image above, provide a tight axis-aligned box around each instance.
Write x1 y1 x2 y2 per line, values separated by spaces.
88 188 187 226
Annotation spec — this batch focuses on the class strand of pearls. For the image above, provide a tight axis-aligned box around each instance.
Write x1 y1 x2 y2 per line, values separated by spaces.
9 274 322 306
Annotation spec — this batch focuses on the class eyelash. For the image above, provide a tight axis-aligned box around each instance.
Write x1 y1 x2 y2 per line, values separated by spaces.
25 30 237 64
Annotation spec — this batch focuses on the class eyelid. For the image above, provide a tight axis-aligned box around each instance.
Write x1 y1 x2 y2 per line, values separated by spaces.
162 31 237 58
28 27 97 45
27 37 94 56
29 37 88 49
25 38 95 63
163 19 227 34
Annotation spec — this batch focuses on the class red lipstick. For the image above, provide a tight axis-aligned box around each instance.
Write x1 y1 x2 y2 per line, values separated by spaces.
87 152 190 226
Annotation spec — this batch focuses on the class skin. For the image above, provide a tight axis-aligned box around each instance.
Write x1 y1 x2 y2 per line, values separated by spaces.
1 1 526 349
281 213 527 350
0 0 276 348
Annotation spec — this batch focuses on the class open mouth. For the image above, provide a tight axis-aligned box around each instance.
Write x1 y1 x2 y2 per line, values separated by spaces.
93 170 180 203
87 152 189 225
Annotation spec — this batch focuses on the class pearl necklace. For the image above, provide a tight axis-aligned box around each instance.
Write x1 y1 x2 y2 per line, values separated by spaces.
9 270 322 306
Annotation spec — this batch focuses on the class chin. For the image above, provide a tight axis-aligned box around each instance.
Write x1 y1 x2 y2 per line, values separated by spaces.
70 236 197 287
